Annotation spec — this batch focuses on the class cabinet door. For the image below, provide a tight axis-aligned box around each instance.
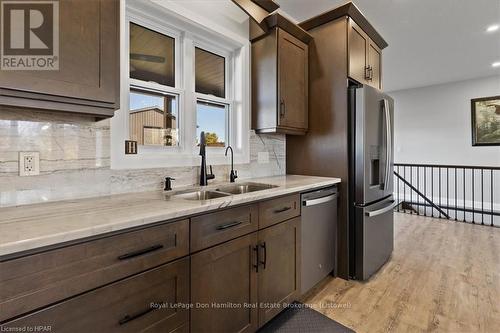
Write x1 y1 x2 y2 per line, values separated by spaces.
278 29 308 131
0 0 119 105
348 18 369 84
191 233 259 333
258 217 301 326
368 39 382 89
1 258 189 333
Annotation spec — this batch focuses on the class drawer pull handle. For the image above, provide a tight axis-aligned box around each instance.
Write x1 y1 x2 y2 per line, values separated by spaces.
118 244 164 260
216 221 242 230
253 245 259 272
119 307 156 325
260 242 267 269
274 206 292 213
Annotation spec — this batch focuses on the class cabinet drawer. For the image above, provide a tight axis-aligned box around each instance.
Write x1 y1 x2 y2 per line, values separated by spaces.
0 219 189 321
259 194 300 229
1 258 190 332
191 205 258 252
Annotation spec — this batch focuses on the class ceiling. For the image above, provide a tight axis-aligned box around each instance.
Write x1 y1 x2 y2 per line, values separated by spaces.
276 0 500 92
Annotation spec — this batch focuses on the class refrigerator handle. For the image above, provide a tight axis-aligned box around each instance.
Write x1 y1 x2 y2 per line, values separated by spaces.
382 98 392 190
365 200 400 217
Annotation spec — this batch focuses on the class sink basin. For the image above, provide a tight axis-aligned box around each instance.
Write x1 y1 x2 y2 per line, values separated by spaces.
173 190 229 201
215 182 278 195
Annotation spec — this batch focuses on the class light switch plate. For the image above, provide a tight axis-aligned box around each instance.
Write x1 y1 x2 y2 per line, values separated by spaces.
19 152 40 176
257 152 269 164
125 140 138 154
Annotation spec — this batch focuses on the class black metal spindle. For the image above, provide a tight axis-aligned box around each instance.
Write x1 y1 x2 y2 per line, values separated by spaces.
439 167 442 218
431 167 434 217
454 167 457 221
463 168 466 222
403 166 406 211
417 166 420 215
424 167 427 216
410 166 413 214
397 165 400 212
446 168 449 216
491 170 494 227
481 169 484 225
472 169 475 224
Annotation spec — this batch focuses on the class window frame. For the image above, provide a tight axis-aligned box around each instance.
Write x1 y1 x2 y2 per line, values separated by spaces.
111 1 250 170
129 87 180 148
193 39 234 151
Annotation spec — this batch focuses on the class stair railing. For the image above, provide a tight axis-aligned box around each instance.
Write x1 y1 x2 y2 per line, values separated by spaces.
394 163 499 227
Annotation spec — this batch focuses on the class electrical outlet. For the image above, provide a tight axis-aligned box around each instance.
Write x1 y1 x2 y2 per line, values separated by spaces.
19 152 40 176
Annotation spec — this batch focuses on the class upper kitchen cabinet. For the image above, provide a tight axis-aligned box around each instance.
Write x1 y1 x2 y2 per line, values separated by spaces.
300 2 387 91
251 14 312 135
348 18 382 89
0 0 120 119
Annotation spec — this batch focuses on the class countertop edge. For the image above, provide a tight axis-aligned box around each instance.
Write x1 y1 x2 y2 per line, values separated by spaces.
0 177 341 258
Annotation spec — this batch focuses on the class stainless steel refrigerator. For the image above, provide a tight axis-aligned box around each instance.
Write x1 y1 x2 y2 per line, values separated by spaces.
348 84 397 280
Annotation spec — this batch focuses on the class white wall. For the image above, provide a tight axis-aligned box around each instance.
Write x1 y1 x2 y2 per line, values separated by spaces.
390 75 500 166
390 76 500 226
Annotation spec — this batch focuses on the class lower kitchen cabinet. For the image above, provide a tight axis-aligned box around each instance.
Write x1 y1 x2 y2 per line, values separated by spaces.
191 233 259 333
257 217 301 326
1 258 190 333
191 215 301 331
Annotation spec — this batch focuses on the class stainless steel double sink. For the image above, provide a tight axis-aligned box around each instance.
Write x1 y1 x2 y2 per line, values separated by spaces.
168 182 278 201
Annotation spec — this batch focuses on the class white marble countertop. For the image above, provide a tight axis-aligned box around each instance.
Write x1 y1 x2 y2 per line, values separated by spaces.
0 175 340 257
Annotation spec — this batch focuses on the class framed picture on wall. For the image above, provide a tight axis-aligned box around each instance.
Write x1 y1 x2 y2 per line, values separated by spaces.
471 95 500 146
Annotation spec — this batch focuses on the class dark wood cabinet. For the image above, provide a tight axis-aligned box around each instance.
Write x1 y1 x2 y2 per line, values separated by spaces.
258 194 300 229
0 219 189 322
0 0 120 118
257 217 301 326
252 26 310 135
2 258 190 333
2 194 304 332
277 30 308 131
190 194 302 331
190 204 258 252
348 18 382 89
191 233 259 333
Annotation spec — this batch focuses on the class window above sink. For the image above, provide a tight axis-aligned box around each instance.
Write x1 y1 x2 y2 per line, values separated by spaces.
111 1 251 170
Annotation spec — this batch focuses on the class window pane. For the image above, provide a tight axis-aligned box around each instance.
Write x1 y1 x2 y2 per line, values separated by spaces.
129 90 178 147
196 101 227 147
130 23 175 87
195 47 225 98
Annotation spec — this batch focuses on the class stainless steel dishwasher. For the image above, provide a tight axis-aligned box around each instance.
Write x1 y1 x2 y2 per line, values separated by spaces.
301 186 338 294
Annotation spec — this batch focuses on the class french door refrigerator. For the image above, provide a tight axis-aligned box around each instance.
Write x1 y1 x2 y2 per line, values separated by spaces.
348 84 397 280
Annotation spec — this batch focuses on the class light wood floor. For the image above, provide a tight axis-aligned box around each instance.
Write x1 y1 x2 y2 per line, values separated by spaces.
305 213 500 333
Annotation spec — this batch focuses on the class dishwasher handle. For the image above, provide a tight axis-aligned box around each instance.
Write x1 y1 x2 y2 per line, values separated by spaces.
303 193 338 207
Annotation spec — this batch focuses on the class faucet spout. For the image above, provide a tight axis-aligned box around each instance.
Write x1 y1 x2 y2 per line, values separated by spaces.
225 145 238 183
199 131 215 186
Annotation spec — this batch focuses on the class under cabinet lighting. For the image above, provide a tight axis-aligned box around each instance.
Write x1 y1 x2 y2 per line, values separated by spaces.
486 24 499 33
492 62 500 68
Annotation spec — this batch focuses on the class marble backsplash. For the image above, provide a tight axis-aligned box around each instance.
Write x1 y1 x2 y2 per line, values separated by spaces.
0 108 285 207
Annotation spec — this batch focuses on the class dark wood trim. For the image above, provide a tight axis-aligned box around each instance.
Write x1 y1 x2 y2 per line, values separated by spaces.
231 0 270 33
299 2 388 49
0 95 116 119
471 95 500 146
254 127 307 135
260 13 312 43
252 0 279 13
